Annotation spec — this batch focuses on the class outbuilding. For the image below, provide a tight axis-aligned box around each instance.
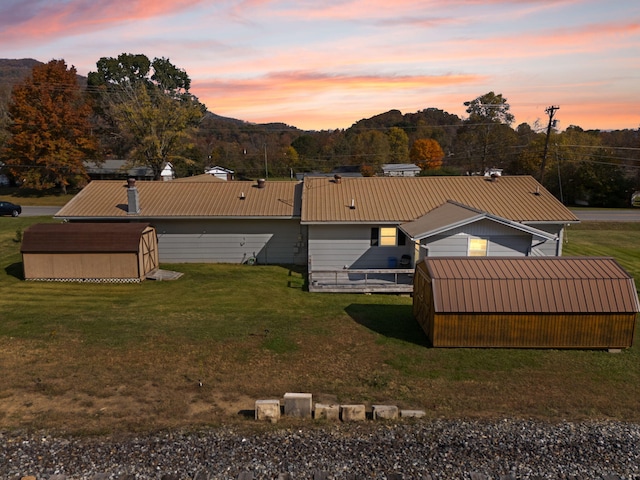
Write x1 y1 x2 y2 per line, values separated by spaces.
21 222 158 282
413 257 639 349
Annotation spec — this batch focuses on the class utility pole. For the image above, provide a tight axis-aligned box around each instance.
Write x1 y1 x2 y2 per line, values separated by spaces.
263 143 268 180
539 105 560 184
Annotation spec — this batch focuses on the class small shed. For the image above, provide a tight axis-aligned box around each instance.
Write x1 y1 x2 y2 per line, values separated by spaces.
413 257 639 349
21 223 158 282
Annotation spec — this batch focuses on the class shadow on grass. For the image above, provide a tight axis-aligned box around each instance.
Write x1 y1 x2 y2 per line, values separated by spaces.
345 303 430 347
5 262 24 280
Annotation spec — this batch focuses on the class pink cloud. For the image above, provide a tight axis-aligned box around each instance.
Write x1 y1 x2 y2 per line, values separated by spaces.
0 0 204 44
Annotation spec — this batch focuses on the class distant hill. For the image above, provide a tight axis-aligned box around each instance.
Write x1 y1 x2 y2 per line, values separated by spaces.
0 58 43 83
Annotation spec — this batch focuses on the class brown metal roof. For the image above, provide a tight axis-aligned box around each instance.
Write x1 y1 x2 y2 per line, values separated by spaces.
301 176 579 223
400 201 558 241
417 257 640 314
55 180 302 219
21 223 152 253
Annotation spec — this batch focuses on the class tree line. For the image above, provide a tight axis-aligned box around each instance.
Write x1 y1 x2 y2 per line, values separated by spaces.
0 55 639 207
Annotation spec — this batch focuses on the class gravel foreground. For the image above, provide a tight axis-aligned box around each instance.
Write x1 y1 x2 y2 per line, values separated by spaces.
2 419 639 480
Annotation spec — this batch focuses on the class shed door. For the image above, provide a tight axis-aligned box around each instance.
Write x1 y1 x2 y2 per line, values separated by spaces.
141 229 159 273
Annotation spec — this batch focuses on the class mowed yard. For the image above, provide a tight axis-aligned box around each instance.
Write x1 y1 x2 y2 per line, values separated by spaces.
1 216 640 434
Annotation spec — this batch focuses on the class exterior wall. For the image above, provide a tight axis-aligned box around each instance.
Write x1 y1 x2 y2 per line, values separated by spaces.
23 252 141 280
421 219 545 257
152 219 306 265
308 224 412 270
426 313 636 349
528 223 564 255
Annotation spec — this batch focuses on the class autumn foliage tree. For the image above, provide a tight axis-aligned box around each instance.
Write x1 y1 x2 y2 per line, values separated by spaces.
410 138 444 170
2 60 97 192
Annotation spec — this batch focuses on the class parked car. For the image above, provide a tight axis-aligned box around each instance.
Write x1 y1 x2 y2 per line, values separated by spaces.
0 201 21 217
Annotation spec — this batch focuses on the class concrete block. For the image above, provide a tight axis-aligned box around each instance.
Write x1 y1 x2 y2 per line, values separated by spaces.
340 404 366 422
255 399 280 422
314 403 339 421
372 404 399 420
400 409 426 419
284 392 313 418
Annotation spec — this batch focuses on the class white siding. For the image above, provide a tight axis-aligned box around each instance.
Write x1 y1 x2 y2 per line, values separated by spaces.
308 224 412 270
152 219 306 265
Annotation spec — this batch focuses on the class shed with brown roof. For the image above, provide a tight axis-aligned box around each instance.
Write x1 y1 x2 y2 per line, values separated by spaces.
413 257 639 349
21 223 158 282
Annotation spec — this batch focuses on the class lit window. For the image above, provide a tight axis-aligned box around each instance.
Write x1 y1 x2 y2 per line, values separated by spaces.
468 238 488 256
380 227 397 246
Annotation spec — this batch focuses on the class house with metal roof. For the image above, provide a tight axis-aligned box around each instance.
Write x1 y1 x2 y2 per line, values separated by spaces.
55 178 306 265
301 175 578 292
413 257 639 348
54 174 578 292
382 163 421 177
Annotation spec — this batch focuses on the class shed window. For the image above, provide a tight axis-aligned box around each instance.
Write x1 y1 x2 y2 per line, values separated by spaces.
468 238 488 256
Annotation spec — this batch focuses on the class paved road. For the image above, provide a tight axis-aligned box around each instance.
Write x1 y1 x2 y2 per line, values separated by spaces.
571 209 640 222
18 206 61 217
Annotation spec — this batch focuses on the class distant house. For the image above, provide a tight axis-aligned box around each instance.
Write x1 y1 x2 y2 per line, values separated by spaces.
161 162 175 181
413 257 639 349
382 163 421 177
85 159 154 180
204 166 234 181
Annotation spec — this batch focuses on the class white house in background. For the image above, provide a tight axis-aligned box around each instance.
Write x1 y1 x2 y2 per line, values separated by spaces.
204 166 234 181
161 162 175 181
382 163 421 177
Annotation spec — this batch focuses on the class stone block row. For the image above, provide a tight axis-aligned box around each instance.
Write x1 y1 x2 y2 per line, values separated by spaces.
255 393 425 423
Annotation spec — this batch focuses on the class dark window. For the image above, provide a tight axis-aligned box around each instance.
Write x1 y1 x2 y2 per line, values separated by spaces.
371 227 379 246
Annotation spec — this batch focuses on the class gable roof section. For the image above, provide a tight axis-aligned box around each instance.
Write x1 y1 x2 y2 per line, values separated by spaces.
418 257 640 314
21 223 152 253
56 180 302 219
301 176 578 224
400 201 558 241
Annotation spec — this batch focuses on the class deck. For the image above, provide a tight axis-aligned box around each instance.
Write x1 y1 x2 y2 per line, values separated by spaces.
308 268 414 293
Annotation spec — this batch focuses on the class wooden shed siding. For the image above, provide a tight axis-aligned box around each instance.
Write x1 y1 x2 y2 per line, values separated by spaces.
428 313 636 348
153 219 306 265
23 252 141 280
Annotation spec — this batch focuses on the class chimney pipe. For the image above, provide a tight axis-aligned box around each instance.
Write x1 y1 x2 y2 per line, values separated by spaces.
127 177 140 214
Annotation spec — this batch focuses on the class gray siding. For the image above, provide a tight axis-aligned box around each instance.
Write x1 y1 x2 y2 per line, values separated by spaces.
528 223 563 256
152 219 306 265
422 219 556 257
308 224 411 270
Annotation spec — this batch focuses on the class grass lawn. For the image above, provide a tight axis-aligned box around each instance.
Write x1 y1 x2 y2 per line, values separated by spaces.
1 216 640 434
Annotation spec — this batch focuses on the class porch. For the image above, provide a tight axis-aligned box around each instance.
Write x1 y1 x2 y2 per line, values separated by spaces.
308 268 414 293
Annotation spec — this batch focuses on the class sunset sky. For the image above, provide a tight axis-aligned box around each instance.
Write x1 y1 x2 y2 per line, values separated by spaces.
1 0 639 131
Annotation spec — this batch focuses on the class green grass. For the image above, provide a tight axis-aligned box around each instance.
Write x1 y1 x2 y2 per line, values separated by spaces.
1 216 640 433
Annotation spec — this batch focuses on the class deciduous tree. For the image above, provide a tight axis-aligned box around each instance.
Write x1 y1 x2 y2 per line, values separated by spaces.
454 92 516 174
410 138 444 170
387 127 409 163
2 59 97 192
88 53 204 179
